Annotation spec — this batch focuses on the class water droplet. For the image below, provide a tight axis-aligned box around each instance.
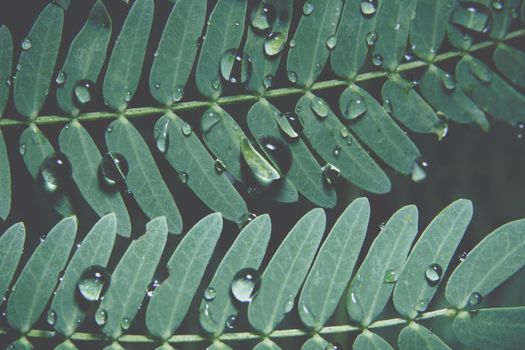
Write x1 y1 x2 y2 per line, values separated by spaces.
492 0 504 11
100 153 129 187
324 344 342 350
241 138 281 187
360 0 378 16
21 37 32 50
365 31 378 46
383 99 393 114
154 82 161 90
154 118 170 154
178 171 188 184
379 222 386 230
74 80 95 106
231 267 261 303
340 127 349 138
348 291 364 320
288 71 298 83
283 297 294 313
394 23 401 31
303 1 314 15
19 144 26 156
78 265 111 302
441 72 457 91
435 120 449 141
372 54 383 66
40 152 72 193
515 123 525 140
414 299 429 312
251 2 276 31
95 309 107 325
204 287 216 301
200 302 218 329
15 64 21 72
326 35 337 49
211 79 220 90
275 112 303 139
124 88 132 103
384 269 399 283
310 96 329 118
120 317 131 330
333 144 341 156
342 92 368 120
181 122 193 136
264 32 286 56
289 39 296 48
172 85 184 103
106 125 113 134
55 71 66 86
201 110 221 133
469 60 493 84
322 163 340 186
411 159 428 183
263 74 273 89
47 310 57 325
404 50 416 62
259 136 292 174
467 292 482 308
238 212 257 228
220 49 252 84
425 263 443 285
225 315 237 329
459 251 468 261
214 159 226 173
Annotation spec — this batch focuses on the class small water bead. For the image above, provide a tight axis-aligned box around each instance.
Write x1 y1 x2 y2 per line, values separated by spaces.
154 82 161 90
404 50 416 62
214 159 226 173
360 0 378 16
95 309 108 326
372 54 383 66
365 31 378 46
326 35 337 49
172 85 184 103
333 144 341 157
121 317 131 330
288 71 297 83
310 96 330 118
238 212 257 228
510 7 519 19
467 292 482 308
100 153 129 187
283 297 294 313
342 94 368 120
264 32 286 56
260 136 292 174
124 88 132 103
74 80 95 105
21 37 32 50
340 127 349 138
19 143 26 156
289 39 296 48
181 122 193 136
55 71 66 86
322 163 340 186
154 118 171 154
178 171 189 184
220 49 252 84
411 159 428 183
435 120 449 141
16 64 21 72
515 123 525 140
415 298 429 312
263 74 273 89
46 310 57 326
384 269 399 283
459 251 468 261
491 0 504 11
225 315 237 329
251 2 276 31
383 99 393 114
78 265 111 302
204 287 216 301
40 152 72 193
231 268 262 303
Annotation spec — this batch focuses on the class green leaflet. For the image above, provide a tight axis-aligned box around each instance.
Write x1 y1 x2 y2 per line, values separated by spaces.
49 214 117 337
296 94 390 194
7 216 77 333
199 214 270 336
340 85 421 175
299 198 370 329
0 131 11 220
453 307 525 350
489 0 520 39
7 337 33 350
301 335 330 350
157 112 247 223
0 25 12 117
54 340 78 350
354 331 394 350
13 3 63 119
105 117 182 234
102 342 125 350
59 121 131 237
347 205 418 326
248 208 326 335
244 0 293 93
246 100 336 208
381 76 443 136
146 213 222 340
493 44 525 89
449 2 490 32
0 223 25 302
372 0 417 71
254 339 282 350
393 199 473 319
420 64 489 130
398 323 452 350
195 0 247 99
456 55 525 125
286 0 342 87
103 0 153 112
149 0 206 106
98 217 168 339
56 0 111 116
410 0 453 61
330 0 378 79
445 218 525 308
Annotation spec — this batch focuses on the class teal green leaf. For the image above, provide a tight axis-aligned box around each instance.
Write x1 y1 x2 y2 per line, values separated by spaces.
254 339 282 350
0 223 25 302
157 112 247 223
381 77 443 137
347 205 418 326
410 0 454 61
453 307 525 350
398 323 452 350
7 337 33 350
7 216 77 333
372 0 417 71
420 64 489 130
301 335 330 350
286 0 342 86
393 199 473 319
56 0 111 116
54 340 78 350
456 55 525 125
246 100 336 208
146 213 222 340
445 218 525 308
299 198 370 329
0 25 12 117
354 331 394 350
194 0 247 99
340 85 421 174
59 121 131 237
13 3 63 118
449 3 490 32
296 94 390 194
488 0 520 39
105 117 182 234
50 214 117 337
245 0 293 93
149 0 206 106
102 342 125 350
493 43 525 88
98 217 168 339
102 0 153 112
248 208 326 334
20 124 74 217
199 214 270 336
0 131 11 220
330 0 379 79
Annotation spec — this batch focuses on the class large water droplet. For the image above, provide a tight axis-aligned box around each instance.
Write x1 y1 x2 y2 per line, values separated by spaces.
55 71 66 86
275 112 303 139
241 138 281 187
264 32 286 56
303 1 314 15
220 49 252 84
259 136 292 175
342 93 368 120
204 287 216 301
372 54 383 66
288 70 298 83
40 152 72 193
100 153 129 187
467 292 482 308
366 31 378 46
425 263 443 285
78 265 111 302
231 268 261 303
322 163 340 186
384 268 400 283
74 80 95 106
95 309 107 326
360 0 378 16
251 2 276 31
310 96 329 118
326 35 337 49
47 310 57 326
181 122 193 136
225 315 237 329
154 118 171 154
120 317 131 330
21 37 32 51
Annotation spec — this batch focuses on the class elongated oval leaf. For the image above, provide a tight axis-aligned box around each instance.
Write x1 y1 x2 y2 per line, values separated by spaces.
299 198 370 329
354 331 394 350
7 216 77 333
0 131 11 220
0 25 12 117
56 0 111 116
149 0 206 106
14 3 63 118
99 217 168 339
446 218 525 308
199 214 270 336
248 208 326 334
347 205 418 326
393 199 473 318
146 213 222 340
103 0 153 112
0 223 25 302
105 117 182 234
398 323 452 350
493 44 525 89
50 214 117 337
59 121 131 237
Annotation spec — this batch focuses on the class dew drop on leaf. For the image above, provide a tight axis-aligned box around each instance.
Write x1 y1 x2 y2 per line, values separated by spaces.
264 32 286 56
372 54 383 66
459 251 468 262
326 35 337 49
55 71 66 86
283 297 294 313
238 212 257 228
120 317 131 330
154 117 171 154
415 298 429 312
384 268 399 283
303 1 314 15
18 144 26 156
231 267 261 303
78 265 111 302
220 49 252 84
333 144 341 157
201 110 221 133
411 159 429 183
40 152 72 193
181 122 193 136
263 74 273 89
425 263 443 285
95 309 108 326
383 99 393 114
178 171 189 184
348 291 364 320
241 138 282 187
204 287 216 301
322 163 340 186
250 2 276 31
225 315 237 329
441 72 457 91
172 85 184 103
288 70 298 83
365 31 378 46
21 37 32 51
214 159 226 173
360 0 378 16
342 93 368 120
310 96 329 118
467 292 482 308
275 112 303 139
73 80 95 106
100 153 129 187
46 310 57 326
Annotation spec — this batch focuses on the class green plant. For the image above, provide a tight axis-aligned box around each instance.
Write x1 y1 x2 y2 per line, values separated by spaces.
0 0 524 349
